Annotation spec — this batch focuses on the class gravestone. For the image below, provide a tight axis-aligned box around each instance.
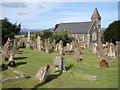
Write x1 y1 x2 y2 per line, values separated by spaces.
44 39 47 51
36 64 50 83
74 47 83 62
51 39 56 52
45 38 50 53
32 41 37 50
13 39 18 54
53 56 66 72
36 36 41 51
96 42 104 57
26 30 31 48
58 40 63 55
92 43 97 54
2 38 14 61
107 43 116 58
54 43 59 52
115 41 120 57
70 42 73 51
8 52 17 67
66 43 70 51
100 59 109 68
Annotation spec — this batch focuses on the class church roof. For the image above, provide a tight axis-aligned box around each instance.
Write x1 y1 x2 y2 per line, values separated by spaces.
91 8 101 19
55 21 92 34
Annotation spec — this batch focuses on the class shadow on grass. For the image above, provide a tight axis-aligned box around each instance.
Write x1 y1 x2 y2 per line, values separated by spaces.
65 64 73 71
0 64 8 72
18 50 28 54
16 62 27 66
2 88 23 90
31 72 62 90
14 57 28 60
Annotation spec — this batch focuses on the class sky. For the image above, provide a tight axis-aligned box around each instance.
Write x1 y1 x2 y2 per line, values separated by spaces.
0 1 119 30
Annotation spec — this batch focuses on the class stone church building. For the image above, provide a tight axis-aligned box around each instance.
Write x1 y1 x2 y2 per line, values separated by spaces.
54 8 102 48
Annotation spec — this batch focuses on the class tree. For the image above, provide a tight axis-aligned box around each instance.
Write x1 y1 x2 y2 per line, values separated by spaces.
103 20 120 44
33 30 74 46
1 18 21 45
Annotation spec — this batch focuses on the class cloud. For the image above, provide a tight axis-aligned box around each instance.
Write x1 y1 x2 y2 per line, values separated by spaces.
1 2 27 8
17 12 27 15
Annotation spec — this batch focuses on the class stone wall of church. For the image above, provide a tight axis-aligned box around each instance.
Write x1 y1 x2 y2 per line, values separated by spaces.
70 33 89 47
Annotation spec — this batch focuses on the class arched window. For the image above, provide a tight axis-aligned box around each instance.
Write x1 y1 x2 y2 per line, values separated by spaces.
92 32 97 41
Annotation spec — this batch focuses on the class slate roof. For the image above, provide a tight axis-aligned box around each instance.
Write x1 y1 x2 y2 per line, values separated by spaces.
55 21 92 34
91 8 101 19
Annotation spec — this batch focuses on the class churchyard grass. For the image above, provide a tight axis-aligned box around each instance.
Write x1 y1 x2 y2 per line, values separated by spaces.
1 48 118 88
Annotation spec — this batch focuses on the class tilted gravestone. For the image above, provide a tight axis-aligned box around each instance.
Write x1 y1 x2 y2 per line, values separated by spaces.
53 56 66 73
100 59 109 68
36 64 50 83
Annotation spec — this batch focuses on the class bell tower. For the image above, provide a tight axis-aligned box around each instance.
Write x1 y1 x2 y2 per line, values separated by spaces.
91 8 101 28
90 8 102 44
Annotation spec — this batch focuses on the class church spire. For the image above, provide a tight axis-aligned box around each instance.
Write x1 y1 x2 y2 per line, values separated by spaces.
91 8 101 20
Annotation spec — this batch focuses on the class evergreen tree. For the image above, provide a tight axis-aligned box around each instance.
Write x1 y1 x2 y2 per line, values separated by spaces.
103 20 120 44
1 18 21 45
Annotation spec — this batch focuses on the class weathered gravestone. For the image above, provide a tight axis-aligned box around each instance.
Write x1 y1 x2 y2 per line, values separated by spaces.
32 41 37 50
46 38 50 53
44 38 50 53
50 39 56 52
2 38 14 61
115 41 120 57
54 43 59 52
58 40 63 55
53 56 66 73
92 43 97 54
36 64 50 83
107 43 116 58
100 59 109 68
74 47 83 62
36 36 42 51
8 52 17 67
66 43 70 51
26 30 31 48
13 39 18 54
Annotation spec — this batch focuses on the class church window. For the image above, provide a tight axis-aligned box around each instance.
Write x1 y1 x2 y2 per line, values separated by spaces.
92 32 97 41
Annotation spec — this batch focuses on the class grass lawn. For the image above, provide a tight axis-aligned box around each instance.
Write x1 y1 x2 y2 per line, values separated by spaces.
1 48 118 89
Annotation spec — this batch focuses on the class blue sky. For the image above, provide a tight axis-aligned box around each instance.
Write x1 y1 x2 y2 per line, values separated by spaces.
0 1 118 30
